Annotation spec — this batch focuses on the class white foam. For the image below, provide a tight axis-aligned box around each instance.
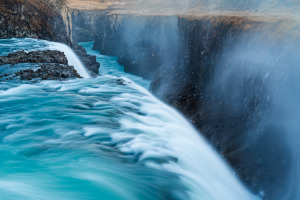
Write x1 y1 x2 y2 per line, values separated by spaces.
105 79 259 200
83 127 104 137
0 84 39 96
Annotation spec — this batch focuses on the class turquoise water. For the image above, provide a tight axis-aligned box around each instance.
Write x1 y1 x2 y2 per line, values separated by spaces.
78 41 150 89
0 39 258 200
0 78 186 200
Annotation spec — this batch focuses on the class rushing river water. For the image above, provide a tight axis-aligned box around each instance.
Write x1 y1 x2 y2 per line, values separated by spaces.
0 38 258 200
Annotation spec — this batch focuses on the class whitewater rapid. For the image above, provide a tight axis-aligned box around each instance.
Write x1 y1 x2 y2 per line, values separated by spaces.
0 38 259 200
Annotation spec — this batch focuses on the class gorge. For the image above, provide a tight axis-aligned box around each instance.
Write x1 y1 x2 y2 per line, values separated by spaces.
1 0 300 200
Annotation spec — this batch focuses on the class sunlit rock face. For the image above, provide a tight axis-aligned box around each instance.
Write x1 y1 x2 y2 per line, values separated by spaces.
0 0 70 44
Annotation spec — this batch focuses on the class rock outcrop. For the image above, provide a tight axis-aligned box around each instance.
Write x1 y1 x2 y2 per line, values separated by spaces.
0 50 68 65
73 43 100 75
0 50 81 80
16 64 81 80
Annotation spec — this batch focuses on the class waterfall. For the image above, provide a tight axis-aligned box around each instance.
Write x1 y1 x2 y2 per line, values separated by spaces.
47 42 91 78
0 38 259 200
79 42 260 200
109 77 259 200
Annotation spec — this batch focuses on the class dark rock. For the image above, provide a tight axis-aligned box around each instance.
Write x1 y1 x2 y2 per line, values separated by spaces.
0 50 68 65
0 49 81 81
116 78 126 85
18 63 81 80
72 43 100 75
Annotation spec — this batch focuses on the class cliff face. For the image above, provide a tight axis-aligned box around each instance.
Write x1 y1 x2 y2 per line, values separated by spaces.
70 10 107 43
92 14 182 80
0 0 70 44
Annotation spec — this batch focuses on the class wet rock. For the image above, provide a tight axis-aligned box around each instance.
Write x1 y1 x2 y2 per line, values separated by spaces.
116 79 126 85
0 0 70 45
0 50 68 65
0 0 100 76
0 49 81 81
72 43 100 76
17 63 81 80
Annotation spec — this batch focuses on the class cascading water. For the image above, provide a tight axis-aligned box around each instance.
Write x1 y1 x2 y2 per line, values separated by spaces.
0 38 90 78
47 42 91 78
0 38 258 200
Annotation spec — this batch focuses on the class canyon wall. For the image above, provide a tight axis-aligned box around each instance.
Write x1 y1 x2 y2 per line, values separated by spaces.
0 0 70 44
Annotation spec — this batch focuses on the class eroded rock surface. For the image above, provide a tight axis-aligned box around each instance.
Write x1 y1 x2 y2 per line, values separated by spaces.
0 50 68 65
16 64 81 80
73 43 100 75
0 0 70 44
0 50 81 81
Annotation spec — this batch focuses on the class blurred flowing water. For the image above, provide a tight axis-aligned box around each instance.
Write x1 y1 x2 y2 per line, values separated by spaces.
0 39 258 200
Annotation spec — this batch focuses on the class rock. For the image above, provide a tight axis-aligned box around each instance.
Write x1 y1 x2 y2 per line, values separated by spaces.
72 43 100 76
116 78 126 85
0 50 68 65
17 63 81 80
0 0 70 45
0 49 81 81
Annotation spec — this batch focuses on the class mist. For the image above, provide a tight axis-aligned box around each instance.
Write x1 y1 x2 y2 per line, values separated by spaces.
207 26 300 199
116 0 300 14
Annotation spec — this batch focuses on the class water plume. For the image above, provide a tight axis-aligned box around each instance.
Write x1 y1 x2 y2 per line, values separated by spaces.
208 26 300 199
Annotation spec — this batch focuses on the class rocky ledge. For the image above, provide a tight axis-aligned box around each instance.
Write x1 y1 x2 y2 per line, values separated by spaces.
73 43 100 76
0 50 68 65
16 64 81 80
0 50 81 81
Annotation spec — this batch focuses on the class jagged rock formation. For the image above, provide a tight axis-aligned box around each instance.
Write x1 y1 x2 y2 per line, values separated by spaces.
1 64 81 81
73 43 100 75
16 64 81 80
0 50 68 65
0 50 81 80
